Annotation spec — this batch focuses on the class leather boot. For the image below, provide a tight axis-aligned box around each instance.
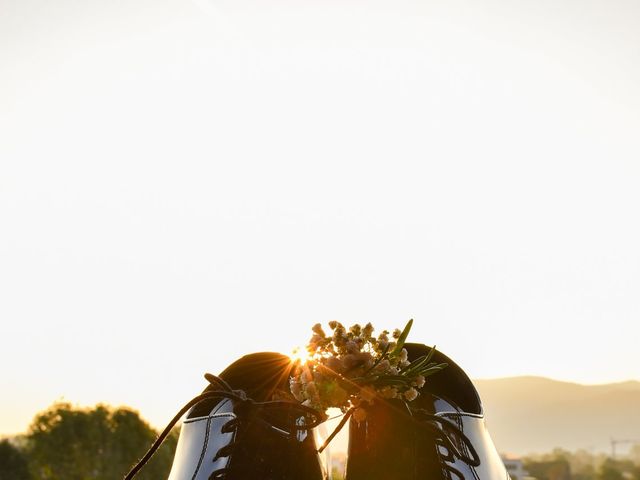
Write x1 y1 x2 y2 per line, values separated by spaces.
126 352 326 480
345 343 509 480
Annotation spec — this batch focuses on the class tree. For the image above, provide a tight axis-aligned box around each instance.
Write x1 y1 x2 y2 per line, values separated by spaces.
524 458 571 480
568 449 597 480
597 459 624 480
630 444 640 466
25 402 177 480
0 439 31 480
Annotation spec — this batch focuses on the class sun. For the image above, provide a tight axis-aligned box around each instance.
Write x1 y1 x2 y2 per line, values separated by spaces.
290 347 311 364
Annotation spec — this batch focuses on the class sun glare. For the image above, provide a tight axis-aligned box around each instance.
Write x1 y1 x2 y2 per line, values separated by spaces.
290 347 311 364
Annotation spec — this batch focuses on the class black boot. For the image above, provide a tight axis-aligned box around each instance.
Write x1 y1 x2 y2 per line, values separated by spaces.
345 343 509 480
126 352 327 480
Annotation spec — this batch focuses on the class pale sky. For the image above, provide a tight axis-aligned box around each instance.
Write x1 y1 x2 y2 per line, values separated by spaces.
1 0 639 437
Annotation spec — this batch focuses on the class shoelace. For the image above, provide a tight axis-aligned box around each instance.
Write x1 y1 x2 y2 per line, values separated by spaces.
411 408 481 480
123 374 324 480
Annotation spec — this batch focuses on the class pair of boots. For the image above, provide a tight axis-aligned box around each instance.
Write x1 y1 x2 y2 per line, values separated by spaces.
126 343 509 479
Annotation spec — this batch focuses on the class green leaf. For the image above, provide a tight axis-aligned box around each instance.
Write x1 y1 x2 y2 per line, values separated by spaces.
402 345 439 376
416 363 448 378
389 319 413 357
401 354 429 375
423 344 437 365
372 376 412 387
352 375 379 385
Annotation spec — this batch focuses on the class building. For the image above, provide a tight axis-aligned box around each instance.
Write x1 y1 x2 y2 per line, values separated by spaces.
502 456 531 480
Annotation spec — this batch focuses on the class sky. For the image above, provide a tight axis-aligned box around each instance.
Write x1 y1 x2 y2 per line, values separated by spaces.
1 0 639 438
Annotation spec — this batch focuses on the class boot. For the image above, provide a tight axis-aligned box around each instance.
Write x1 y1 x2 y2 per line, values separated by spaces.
345 343 509 480
126 352 326 480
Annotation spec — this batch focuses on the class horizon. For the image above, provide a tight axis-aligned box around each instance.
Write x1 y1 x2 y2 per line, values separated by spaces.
2 373 638 441
3 373 640 460
473 375 640 386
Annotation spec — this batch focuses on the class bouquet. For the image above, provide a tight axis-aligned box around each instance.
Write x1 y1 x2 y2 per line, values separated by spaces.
289 319 447 424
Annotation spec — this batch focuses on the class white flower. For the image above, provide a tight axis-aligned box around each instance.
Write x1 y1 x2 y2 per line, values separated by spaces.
332 326 347 347
309 334 323 348
362 323 374 338
325 356 342 373
305 381 321 404
290 379 304 401
377 359 391 372
380 386 399 399
346 340 359 354
357 352 374 369
404 387 419 401
305 381 318 394
414 375 426 388
349 324 362 336
399 348 408 364
312 323 326 337
301 368 313 383
342 354 359 370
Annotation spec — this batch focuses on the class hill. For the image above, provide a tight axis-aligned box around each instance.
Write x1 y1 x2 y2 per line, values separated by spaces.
474 376 640 455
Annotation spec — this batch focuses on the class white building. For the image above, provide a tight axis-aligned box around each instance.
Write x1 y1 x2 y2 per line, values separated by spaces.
502 456 531 480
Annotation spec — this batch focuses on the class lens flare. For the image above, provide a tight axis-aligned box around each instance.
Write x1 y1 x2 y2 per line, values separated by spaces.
290 347 311 364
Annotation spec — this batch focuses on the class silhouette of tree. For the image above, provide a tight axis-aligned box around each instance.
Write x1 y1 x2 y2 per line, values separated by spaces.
25 402 177 480
0 439 31 480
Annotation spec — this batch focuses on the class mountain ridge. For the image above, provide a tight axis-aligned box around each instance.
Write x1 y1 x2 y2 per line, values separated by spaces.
475 375 640 388
473 376 640 455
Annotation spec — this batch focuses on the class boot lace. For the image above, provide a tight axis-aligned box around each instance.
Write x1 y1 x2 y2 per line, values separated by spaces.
411 408 481 480
123 374 323 480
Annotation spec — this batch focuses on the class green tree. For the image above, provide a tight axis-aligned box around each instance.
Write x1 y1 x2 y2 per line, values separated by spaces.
597 459 624 480
568 449 597 480
630 444 640 467
26 402 177 480
0 439 31 480
524 457 571 480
